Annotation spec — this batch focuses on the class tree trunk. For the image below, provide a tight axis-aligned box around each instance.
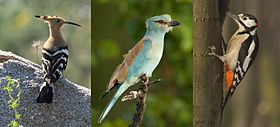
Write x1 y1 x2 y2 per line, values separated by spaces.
193 0 230 126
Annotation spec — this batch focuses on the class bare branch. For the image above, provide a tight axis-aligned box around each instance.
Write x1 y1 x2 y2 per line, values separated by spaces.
123 77 162 127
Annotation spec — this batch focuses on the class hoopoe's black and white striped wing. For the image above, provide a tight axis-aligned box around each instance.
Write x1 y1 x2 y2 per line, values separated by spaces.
42 46 69 83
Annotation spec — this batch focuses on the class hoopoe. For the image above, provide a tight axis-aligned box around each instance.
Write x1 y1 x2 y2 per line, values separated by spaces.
35 15 81 103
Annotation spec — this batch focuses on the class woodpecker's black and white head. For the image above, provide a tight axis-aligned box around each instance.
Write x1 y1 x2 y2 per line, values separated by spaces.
227 12 258 35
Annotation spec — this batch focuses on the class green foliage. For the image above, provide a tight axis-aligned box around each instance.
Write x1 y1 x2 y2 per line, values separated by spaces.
93 0 192 126
1 76 22 127
97 39 120 59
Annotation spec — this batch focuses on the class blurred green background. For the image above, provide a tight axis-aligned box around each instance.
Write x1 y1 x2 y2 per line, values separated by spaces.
92 0 192 127
0 0 91 88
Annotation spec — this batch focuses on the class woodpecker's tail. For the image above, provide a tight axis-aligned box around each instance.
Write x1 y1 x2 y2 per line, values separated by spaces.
36 82 53 103
222 86 236 113
98 83 130 123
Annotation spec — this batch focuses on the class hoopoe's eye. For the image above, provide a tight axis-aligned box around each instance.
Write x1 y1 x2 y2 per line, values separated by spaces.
242 17 248 20
56 20 61 23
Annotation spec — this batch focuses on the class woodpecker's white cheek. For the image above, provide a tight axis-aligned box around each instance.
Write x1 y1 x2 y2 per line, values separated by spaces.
245 20 256 28
242 40 255 71
238 23 246 31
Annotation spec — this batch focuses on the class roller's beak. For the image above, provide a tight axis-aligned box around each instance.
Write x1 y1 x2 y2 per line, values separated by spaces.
64 21 82 27
227 12 239 22
168 20 181 27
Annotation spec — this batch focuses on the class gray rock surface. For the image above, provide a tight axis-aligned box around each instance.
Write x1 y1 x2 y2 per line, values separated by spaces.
0 50 91 127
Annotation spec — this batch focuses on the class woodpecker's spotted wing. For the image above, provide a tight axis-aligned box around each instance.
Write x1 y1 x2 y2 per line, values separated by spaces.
222 34 259 111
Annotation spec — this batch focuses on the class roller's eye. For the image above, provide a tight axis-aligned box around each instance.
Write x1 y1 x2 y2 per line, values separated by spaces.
157 20 164 23
242 17 248 20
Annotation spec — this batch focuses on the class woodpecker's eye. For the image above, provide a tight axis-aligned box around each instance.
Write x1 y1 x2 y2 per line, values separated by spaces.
56 20 61 23
242 17 248 20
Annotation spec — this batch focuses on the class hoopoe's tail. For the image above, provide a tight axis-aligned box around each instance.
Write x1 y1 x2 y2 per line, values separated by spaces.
36 82 53 103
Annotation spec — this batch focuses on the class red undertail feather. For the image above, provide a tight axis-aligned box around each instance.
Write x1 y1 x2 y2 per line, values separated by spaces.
225 64 234 90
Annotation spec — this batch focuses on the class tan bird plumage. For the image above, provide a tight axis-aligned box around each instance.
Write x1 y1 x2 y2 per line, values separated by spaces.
100 38 146 99
35 15 81 103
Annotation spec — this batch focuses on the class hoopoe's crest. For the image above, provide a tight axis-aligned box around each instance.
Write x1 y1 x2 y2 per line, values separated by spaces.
35 15 81 28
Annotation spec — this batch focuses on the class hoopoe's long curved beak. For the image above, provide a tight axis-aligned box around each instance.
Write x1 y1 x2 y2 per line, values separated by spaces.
64 21 82 27
34 15 81 27
34 15 41 18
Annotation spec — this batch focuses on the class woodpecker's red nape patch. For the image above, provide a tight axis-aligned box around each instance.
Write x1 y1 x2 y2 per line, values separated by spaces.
225 64 234 90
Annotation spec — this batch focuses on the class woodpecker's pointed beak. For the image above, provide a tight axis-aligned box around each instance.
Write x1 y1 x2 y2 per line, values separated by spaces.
168 20 181 27
64 21 81 27
227 12 239 23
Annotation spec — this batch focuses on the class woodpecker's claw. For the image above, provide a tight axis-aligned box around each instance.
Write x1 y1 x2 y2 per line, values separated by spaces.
207 45 225 62
207 45 217 56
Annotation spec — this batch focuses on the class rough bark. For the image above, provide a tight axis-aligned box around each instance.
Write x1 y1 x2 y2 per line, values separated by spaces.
193 0 231 126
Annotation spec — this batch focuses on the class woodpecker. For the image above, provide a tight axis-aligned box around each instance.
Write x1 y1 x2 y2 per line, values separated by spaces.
35 15 81 103
208 12 259 112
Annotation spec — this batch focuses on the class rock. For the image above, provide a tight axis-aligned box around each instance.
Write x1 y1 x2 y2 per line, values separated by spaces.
0 50 91 126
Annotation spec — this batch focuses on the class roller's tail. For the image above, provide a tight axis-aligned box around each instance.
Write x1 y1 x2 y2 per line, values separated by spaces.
36 82 53 103
98 83 130 123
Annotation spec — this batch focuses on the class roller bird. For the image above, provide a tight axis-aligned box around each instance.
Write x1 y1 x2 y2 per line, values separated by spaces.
98 14 181 123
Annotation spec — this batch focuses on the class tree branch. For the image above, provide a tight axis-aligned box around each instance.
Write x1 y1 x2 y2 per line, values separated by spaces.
121 78 162 127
